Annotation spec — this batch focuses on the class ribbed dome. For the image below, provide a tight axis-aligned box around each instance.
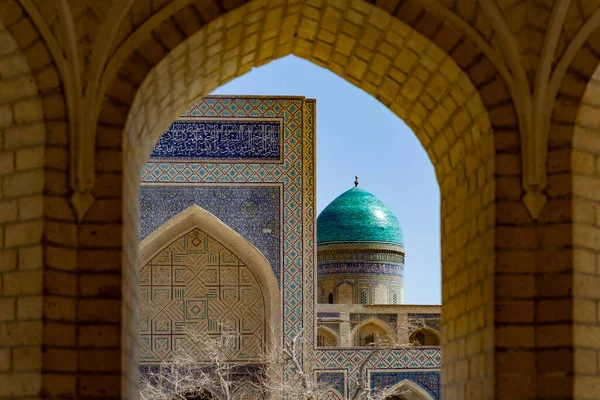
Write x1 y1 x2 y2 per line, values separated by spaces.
317 187 404 246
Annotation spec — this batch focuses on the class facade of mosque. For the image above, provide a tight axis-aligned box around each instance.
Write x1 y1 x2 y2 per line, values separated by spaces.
138 96 440 399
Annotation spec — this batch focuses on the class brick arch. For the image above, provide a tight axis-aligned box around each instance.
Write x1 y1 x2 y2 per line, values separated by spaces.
537 19 600 398
103 1 498 397
566 61 600 397
0 12 72 398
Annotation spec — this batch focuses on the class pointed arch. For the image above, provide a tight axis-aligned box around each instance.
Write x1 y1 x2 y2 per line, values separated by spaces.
316 325 339 347
110 1 500 393
232 381 264 399
319 388 344 400
350 317 395 339
351 317 395 347
381 378 436 400
337 282 354 304
409 328 441 346
140 204 281 352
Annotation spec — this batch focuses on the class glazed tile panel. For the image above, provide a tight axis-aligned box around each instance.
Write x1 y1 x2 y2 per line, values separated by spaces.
139 185 281 279
315 349 441 399
141 96 315 356
139 228 266 363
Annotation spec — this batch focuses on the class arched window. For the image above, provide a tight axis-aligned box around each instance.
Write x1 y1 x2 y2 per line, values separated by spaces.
415 331 425 346
317 334 325 346
337 283 353 304
360 291 368 304
373 283 388 304
356 322 389 347
328 292 334 304
409 328 440 346
317 326 338 347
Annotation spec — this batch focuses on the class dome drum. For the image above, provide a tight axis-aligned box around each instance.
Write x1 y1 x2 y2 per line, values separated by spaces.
317 186 406 306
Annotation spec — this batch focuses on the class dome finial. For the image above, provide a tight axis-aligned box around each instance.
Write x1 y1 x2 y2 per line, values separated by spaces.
354 176 358 187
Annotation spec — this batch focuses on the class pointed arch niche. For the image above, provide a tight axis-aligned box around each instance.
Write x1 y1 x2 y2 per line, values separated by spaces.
139 204 281 363
380 378 436 400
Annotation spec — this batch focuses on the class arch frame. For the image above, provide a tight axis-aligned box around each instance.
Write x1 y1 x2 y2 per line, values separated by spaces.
139 204 282 352
109 0 496 396
408 327 441 347
350 317 396 343
378 378 436 400
316 325 339 347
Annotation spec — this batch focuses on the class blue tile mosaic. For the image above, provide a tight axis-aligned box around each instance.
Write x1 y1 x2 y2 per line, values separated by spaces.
316 371 345 397
139 185 280 279
318 263 404 276
317 187 404 246
370 371 440 399
150 119 282 161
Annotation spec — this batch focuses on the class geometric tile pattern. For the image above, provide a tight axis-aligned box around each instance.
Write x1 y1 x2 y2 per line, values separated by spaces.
314 348 441 398
140 228 265 363
315 348 441 371
139 185 281 279
302 99 317 369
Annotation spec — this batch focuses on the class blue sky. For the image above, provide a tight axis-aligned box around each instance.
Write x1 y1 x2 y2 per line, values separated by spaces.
212 56 441 305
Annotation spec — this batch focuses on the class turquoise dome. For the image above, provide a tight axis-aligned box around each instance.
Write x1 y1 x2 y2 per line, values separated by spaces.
317 187 404 246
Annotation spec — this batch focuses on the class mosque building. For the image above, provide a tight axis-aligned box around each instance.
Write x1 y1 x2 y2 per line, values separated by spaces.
137 96 441 400
314 180 441 400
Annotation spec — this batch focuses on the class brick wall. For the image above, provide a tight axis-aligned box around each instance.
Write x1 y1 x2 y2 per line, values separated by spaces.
0 16 46 399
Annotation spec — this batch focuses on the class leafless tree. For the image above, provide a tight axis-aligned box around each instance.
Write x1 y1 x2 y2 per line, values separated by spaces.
140 324 249 400
140 324 331 400
141 317 439 400
261 329 331 399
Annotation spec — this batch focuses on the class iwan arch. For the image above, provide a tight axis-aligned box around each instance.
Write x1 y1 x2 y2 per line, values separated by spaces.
0 0 600 399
